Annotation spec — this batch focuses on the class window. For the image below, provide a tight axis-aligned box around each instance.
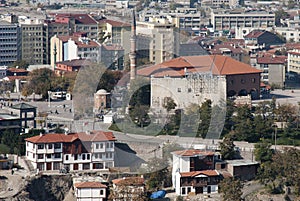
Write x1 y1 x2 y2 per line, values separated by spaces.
82 154 86 160
188 88 192 93
100 143 103 149
38 144 44 149
177 88 181 92
95 154 98 159
187 187 191 193
48 144 52 149
251 78 255 83
54 143 61 149
106 142 110 148
65 155 69 160
38 154 44 159
96 144 99 149
47 154 51 159
74 154 78 160
87 154 90 160
182 187 186 195
100 189 104 195
111 142 114 148
33 154 35 158
54 153 61 158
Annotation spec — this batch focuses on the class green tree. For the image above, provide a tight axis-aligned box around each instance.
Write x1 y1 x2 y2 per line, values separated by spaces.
11 60 29 69
198 99 212 138
254 140 274 163
219 135 236 160
22 68 55 99
275 9 289 26
1 129 19 154
129 104 150 128
219 177 244 201
162 97 177 112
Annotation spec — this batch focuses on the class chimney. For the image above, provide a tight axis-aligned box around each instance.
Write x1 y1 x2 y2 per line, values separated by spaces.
85 130 91 135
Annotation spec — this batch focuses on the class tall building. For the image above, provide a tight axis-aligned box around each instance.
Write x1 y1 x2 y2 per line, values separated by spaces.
211 10 275 32
136 21 179 64
0 15 21 66
20 19 48 65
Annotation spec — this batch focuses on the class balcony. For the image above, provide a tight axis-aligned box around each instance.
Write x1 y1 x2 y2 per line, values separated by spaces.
192 181 208 187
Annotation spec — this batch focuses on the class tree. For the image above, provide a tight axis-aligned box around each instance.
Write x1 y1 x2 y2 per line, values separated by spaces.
22 68 56 99
254 140 274 163
162 97 177 112
220 177 244 201
198 99 212 138
11 60 29 69
219 135 236 160
129 104 150 128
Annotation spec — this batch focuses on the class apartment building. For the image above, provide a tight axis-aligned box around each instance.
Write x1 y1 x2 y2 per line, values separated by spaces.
202 0 240 7
211 10 275 31
47 13 99 40
140 8 209 35
275 27 300 43
25 130 116 171
0 15 21 66
20 19 48 65
288 49 300 74
137 21 179 64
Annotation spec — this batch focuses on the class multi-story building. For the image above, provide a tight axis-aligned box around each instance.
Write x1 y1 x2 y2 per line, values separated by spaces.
288 49 300 74
25 130 116 171
50 34 101 66
99 44 124 70
140 8 209 36
74 182 107 201
20 19 48 65
275 27 300 43
47 13 99 40
138 55 262 111
255 55 286 87
171 150 221 196
211 10 275 32
0 15 21 66
202 0 240 7
137 21 179 64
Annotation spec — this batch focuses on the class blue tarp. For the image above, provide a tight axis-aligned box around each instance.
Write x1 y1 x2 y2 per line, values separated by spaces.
150 190 167 199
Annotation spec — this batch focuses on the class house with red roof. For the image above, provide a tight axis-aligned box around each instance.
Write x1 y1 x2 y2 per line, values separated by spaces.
74 181 107 201
171 149 221 196
25 130 116 172
138 55 261 110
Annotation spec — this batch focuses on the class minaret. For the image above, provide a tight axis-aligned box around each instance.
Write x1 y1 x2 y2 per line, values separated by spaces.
53 43 57 67
129 9 137 81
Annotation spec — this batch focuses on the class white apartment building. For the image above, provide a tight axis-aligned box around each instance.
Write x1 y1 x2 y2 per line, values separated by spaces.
65 37 101 62
288 49 300 74
25 130 116 171
202 0 239 7
211 10 275 31
275 27 300 43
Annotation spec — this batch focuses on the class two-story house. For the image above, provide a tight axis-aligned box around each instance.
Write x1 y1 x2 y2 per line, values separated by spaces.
172 150 221 196
74 181 107 201
25 130 116 171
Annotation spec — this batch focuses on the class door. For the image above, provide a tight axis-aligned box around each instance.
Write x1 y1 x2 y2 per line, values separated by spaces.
46 163 52 170
207 186 211 194
73 163 78 170
195 187 203 194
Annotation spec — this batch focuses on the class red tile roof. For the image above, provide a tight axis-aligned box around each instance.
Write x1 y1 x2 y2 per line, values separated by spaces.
112 177 144 186
257 56 287 64
180 170 219 177
244 30 265 38
56 36 100 48
99 19 130 27
210 44 244 54
7 68 28 73
25 130 116 143
75 182 107 188
4 76 27 81
138 55 261 77
53 13 97 24
172 149 215 157
56 59 92 67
